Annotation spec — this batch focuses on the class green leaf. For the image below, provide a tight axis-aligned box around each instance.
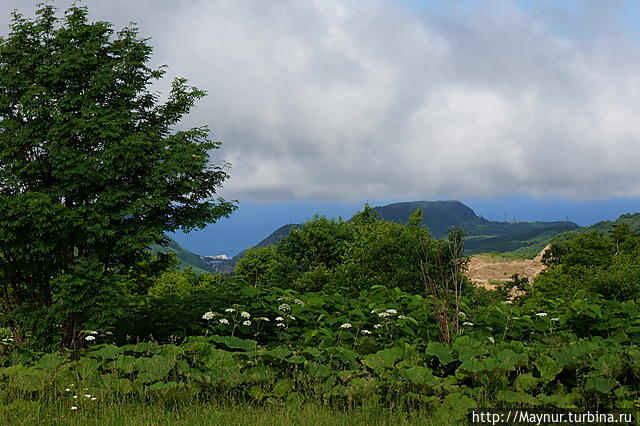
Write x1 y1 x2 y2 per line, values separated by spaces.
264 348 292 360
535 355 562 383
401 365 438 386
88 344 122 360
135 354 176 384
210 335 256 352
585 377 617 393
426 342 455 365
362 347 404 374
273 379 294 397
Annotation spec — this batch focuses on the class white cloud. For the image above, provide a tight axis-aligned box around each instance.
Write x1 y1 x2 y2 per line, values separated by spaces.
2 0 640 200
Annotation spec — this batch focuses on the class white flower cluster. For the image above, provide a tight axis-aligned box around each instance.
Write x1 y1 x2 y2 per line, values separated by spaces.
361 330 372 335
202 311 215 321
242 320 251 326
225 308 235 313
340 323 352 329
278 303 291 312
219 319 229 325
240 311 251 319
294 299 305 306
536 312 548 317
462 321 474 326
84 335 95 341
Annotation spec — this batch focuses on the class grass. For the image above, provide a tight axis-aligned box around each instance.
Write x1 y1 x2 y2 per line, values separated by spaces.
0 400 453 426
475 251 539 260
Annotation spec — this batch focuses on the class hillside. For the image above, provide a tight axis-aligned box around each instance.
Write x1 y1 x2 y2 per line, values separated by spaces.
374 200 578 255
223 224 300 272
150 238 212 273
225 201 579 271
467 246 549 289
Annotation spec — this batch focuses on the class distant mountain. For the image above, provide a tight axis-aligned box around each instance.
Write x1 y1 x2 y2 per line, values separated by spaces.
549 212 640 244
584 212 640 232
374 200 579 255
222 224 300 272
373 200 488 238
224 201 580 270
150 238 212 273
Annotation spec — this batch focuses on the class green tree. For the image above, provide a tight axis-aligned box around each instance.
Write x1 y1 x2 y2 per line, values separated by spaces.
0 5 236 349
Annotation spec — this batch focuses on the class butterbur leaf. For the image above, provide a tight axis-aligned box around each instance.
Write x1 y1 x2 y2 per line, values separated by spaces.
535 355 562 383
273 379 294 397
401 365 438 386
264 348 292 360
585 377 617 393
362 347 404 374
210 335 256 352
88 344 122 360
426 342 455 365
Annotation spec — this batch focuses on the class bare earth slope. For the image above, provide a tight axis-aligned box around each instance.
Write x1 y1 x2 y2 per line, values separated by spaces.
467 245 549 289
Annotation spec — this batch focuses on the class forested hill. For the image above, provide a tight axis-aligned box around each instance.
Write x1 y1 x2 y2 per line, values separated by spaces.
549 212 640 244
374 200 488 237
225 200 580 262
230 224 299 265
373 200 579 255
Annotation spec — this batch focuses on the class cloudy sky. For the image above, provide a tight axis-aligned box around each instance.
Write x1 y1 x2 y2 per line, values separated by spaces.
2 0 640 254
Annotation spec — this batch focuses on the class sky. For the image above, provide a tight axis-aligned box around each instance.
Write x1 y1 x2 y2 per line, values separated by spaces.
2 1 640 256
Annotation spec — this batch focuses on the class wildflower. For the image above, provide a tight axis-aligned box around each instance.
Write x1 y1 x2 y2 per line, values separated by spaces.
377 312 390 318
73 395 78 399
361 330 372 335
275 316 284 322
398 315 406 319
225 308 235 313
536 312 548 317
488 336 495 344
104 331 113 336
294 299 305 306
503 300 513 304
462 321 474 326
340 323 352 329
218 318 229 325
65 388 71 392
85 335 95 341
91 397 97 401
240 311 251 319
551 317 560 322
202 311 215 321
84 394 91 398
278 303 291 312
71 406 78 410
242 320 251 326
386 309 397 315
276 323 286 328
89 330 98 335
374 324 383 329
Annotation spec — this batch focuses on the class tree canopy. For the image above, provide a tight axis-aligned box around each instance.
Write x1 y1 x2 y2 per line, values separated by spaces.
0 5 236 348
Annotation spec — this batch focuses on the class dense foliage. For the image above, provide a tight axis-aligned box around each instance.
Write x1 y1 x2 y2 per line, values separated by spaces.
1 3 639 422
535 224 640 301
0 5 235 349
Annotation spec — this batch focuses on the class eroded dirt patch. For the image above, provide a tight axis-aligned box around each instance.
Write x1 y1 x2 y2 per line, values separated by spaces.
467 246 549 290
